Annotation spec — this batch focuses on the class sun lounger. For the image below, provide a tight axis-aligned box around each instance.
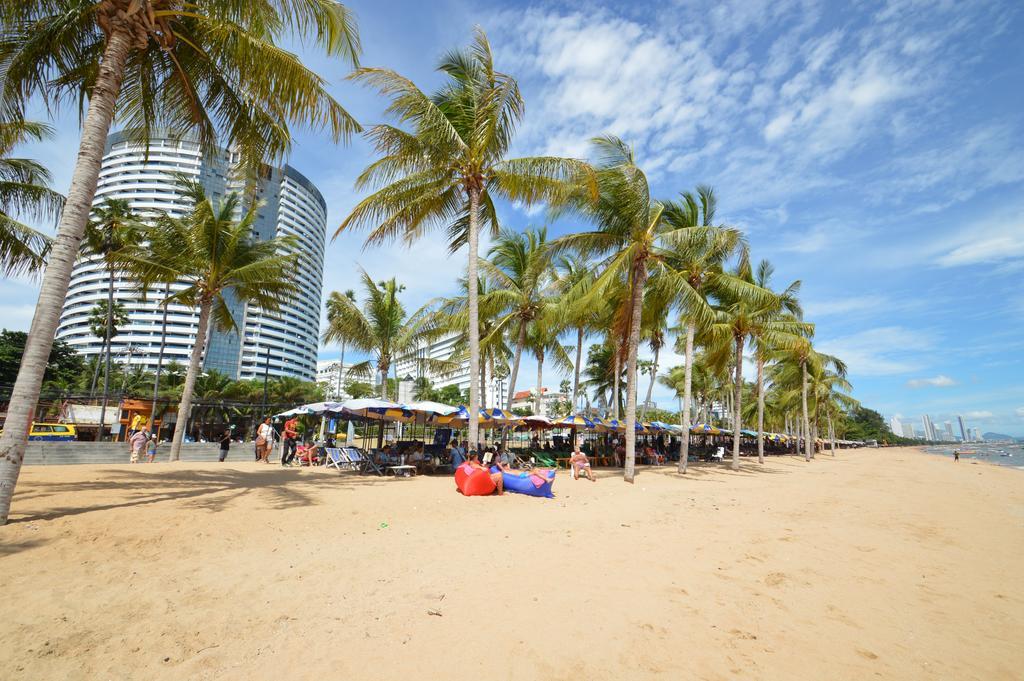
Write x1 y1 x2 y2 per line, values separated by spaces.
344 447 383 476
325 447 356 471
386 464 417 477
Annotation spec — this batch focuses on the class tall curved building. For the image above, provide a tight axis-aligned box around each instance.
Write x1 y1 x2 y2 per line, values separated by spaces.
56 132 325 382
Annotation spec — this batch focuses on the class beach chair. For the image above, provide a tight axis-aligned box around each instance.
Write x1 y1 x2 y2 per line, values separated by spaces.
324 448 354 471
344 447 383 476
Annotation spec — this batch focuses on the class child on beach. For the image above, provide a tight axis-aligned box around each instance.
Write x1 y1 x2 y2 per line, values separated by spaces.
146 434 158 463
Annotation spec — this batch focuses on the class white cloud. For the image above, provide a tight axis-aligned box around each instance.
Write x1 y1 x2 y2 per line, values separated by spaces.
1015 407 1024 418
816 326 933 376
935 210 1024 267
803 295 886 317
906 375 957 388
964 410 994 420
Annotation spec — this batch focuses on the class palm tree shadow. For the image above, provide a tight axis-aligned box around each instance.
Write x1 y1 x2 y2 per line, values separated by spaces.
10 467 382 524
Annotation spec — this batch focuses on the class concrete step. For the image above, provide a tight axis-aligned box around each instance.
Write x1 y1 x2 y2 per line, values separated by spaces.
23 442 242 465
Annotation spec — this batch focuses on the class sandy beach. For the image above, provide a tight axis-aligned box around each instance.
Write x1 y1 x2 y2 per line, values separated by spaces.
1 446 1021 680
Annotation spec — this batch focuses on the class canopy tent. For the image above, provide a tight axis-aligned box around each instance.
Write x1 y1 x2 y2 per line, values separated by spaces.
517 414 555 429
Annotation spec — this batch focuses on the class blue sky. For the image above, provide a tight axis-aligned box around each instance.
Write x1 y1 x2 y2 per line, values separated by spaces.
5 0 1023 435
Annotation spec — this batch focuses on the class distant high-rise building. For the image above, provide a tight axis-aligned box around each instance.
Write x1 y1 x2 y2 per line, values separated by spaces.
957 415 967 441
921 415 936 442
943 421 954 441
972 428 982 442
56 132 326 381
902 423 916 439
890 416 903 435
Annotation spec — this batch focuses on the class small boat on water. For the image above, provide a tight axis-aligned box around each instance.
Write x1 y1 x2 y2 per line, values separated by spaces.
960 449 977 455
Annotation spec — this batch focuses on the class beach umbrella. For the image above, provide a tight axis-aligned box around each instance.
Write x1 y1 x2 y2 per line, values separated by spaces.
554 414 596 429
690 423 721 435
519 414 555 429
591 417 616 433
403 400 459 417
336 398 410 421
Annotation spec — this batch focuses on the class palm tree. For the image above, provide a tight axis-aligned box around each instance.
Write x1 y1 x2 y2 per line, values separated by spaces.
525 311 572 414
0 0 361 524
746 260 808 464
553 136 689 482
552 254 596 412
323 270 444 404
323 289 355 399
433 275 510 407
478 227 555 411
81 197 144 438
704 257 783 471
0 118 61 275
336 28 592 460
658 188 743 473
121 180 298 461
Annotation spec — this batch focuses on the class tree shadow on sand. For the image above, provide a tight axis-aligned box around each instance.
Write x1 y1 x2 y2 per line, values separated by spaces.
9 467 386 524
590 455 805 482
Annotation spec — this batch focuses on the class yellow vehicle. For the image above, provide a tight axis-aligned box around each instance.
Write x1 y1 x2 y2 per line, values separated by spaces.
0 422 79 442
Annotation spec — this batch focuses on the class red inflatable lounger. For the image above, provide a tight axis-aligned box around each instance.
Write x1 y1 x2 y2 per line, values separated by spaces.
454 463 497 496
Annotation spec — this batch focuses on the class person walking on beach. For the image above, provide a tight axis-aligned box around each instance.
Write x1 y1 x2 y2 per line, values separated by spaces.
256 417 274 463
282 417 298 466
145 434 158 463
219 430 231 462
128 429 147 464
954 449 960 462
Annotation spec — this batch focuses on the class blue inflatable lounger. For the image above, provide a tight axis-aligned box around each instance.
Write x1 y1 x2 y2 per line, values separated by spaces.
491 466 556 498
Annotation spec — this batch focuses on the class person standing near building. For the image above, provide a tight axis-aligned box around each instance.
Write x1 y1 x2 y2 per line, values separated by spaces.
256 417 274 463
129 429 148 464
282 417 299 466
219 430 231 462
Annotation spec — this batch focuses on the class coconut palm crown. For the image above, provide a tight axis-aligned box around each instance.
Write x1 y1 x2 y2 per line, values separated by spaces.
336 27 594 451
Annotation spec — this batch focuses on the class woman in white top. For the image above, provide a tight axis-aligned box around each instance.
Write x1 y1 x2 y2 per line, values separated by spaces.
256 418 275 463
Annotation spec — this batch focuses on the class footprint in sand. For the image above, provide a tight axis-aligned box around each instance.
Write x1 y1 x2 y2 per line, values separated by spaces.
764 572 787 587
856 648 879 660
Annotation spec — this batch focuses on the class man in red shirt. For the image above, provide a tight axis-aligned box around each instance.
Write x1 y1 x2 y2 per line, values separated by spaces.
282 417 299 466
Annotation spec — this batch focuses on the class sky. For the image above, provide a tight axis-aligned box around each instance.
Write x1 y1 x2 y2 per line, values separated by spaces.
4 0 1024 436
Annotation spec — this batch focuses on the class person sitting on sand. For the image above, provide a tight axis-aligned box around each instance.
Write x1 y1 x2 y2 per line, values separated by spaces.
570 442 596 482
466 452 503 495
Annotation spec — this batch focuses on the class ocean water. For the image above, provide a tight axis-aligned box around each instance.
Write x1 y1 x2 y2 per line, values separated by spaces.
922 442 1024 470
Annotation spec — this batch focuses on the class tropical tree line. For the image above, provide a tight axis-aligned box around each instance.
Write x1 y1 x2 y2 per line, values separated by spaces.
0 1 858 527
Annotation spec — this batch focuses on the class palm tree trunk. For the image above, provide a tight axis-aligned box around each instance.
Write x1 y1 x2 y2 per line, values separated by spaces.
641 342 659 420
505 321 526 411
336 341 346 399
756 353 765 464
731 337 744 471
98 265 116 440
678 320 695 474
0 28 132 524
466 187 481 452
89 337 105 397
624 261 647 483
535 352 544 414
802 360 811 462
148 284 171 435
479 358 487 410
170 298 212 461
572 327 583 412
612 352 621 420
828 411 836 456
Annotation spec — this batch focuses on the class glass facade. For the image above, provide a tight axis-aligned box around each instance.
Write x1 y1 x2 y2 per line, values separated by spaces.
55 132 326 382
